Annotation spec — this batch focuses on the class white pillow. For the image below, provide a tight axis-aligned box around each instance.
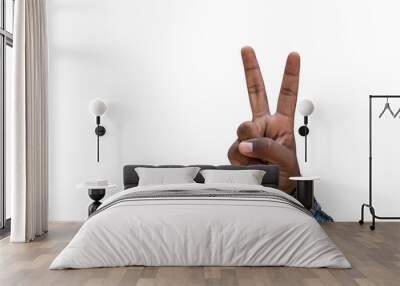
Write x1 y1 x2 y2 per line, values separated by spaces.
135 167 201 186
200 169 266 185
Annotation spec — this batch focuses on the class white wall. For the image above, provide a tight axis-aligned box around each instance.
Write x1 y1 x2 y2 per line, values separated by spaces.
48 0 400 221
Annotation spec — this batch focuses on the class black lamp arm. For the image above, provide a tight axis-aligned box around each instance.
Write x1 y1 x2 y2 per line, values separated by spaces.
94 116 106 162
298 115 310 162
304 116 308 126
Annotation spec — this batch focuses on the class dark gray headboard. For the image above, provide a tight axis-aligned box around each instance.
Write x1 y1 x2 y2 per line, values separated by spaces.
123 164 280 189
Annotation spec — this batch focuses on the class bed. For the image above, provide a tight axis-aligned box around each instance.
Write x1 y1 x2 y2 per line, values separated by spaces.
50 165 350 269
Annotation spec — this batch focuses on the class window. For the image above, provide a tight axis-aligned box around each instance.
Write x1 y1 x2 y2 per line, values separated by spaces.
0 0 13 233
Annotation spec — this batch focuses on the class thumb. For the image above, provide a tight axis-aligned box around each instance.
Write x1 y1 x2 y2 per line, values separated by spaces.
238 138 296 166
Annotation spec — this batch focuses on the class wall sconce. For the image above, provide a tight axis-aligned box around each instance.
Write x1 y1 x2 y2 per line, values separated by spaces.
298 99 314 162
89 99 107 162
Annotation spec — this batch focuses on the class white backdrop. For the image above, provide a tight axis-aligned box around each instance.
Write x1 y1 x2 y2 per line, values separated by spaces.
47 0 400 221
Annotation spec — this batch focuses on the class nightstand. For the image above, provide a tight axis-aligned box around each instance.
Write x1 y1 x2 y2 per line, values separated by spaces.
289 176 320 210
77 183 117 216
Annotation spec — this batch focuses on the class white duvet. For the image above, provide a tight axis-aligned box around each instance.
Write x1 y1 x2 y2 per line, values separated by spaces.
50 183 350 269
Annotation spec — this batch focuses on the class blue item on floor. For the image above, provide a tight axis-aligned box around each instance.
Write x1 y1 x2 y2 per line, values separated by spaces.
311 199 334 222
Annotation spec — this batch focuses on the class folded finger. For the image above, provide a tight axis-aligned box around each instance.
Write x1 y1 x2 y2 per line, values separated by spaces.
238 137 297 169
237 121 261 141
228 140 263 166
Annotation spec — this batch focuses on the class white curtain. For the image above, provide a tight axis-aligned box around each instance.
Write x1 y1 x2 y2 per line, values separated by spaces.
10 0 48 242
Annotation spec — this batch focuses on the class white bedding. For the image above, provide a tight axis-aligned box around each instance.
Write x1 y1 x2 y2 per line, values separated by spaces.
50 183 350 269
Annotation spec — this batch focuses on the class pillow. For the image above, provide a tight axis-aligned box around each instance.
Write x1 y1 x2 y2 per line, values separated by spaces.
135 167 201 186
200 169 266 185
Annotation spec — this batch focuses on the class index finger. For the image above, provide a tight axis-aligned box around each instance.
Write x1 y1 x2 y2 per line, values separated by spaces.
241 46 270 118
277 52 301 118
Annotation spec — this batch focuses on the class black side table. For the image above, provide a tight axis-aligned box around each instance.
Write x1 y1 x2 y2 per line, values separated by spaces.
289 176 320 210
77 184 116 216
88 189 106 215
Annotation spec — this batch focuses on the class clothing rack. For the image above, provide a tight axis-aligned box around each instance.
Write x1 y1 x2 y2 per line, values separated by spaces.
359 95 400 230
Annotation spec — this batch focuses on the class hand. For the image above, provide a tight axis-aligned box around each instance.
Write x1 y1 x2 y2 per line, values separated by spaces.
228 47 301 194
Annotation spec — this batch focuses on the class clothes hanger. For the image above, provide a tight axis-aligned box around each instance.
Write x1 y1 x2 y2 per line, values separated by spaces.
394 104 400 118
379 97 395 118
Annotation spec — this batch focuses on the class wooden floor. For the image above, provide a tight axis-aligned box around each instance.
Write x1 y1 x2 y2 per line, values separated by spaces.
0 222 399 286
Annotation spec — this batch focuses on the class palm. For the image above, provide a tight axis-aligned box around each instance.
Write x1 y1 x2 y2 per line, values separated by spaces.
228 47 301 194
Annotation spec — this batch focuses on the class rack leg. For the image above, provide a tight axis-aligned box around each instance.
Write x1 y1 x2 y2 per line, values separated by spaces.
359 204 376 230
370 206 376 231
359 204 366 225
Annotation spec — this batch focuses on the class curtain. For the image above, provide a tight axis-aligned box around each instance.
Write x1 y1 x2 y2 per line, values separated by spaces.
10 0 48 242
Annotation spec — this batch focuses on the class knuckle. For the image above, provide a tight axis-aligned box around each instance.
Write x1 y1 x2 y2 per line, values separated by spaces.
253 139 271 157
237 121 257 139
280 87 296 97
247 83 264 95
262 139 271 154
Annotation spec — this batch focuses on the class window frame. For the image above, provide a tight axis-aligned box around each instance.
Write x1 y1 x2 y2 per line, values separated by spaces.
0 0 13 232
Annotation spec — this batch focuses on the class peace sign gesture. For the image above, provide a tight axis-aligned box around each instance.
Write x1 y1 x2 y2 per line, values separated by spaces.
228 47 301 194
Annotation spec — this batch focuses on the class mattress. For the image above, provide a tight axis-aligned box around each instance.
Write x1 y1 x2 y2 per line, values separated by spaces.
50 183 350 269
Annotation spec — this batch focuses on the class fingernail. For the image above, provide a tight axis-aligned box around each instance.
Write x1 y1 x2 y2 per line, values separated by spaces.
239 142 253 154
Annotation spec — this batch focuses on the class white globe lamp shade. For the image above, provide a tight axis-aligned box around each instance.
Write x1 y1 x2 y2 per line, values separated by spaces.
89 99 107 116
298 99 314 116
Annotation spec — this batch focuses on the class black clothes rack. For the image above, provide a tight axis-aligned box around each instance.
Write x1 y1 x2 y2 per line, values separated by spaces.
359 95 400 230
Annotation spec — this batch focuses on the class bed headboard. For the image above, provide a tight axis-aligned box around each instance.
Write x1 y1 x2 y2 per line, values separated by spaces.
123 164 280 189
